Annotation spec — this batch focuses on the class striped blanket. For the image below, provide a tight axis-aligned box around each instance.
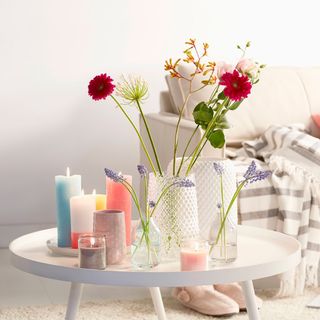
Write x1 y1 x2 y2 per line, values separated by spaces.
234 125 320 296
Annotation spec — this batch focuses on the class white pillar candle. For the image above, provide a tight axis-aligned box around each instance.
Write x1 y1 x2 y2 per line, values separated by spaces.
70 191 96 249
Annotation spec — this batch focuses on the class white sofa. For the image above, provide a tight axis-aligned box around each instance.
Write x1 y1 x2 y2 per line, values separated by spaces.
140 67 320 171
140 67 320 290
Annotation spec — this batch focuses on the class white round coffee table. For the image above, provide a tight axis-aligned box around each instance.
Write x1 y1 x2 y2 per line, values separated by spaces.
10 225 300 320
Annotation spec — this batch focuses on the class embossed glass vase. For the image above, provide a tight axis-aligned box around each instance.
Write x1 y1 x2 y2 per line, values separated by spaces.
177 157 238 263
148 173 200 261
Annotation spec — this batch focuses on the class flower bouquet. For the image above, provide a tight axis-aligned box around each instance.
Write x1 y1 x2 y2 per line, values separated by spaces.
88 39 264 263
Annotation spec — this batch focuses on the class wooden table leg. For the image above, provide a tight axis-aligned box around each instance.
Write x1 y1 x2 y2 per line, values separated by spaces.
149 287 167 320
65 282 84 320
241 280 261 320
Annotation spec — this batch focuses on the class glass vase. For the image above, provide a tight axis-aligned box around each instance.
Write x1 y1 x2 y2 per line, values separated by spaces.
209 212 237 264
188 158 238 240
149 173 200 261
131 217 161 269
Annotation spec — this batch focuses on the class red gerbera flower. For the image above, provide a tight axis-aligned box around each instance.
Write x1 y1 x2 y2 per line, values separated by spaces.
220 70 252 101
88 73 115 101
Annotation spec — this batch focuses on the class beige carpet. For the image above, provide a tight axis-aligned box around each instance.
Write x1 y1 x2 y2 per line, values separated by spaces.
0 289 319 320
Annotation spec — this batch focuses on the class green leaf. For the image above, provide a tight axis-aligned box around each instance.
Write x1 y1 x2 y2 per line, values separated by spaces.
215 115 230 129
217 91 226 100
228 100 242 110
193 102 213 128
216 121 230 129
206 129 225 148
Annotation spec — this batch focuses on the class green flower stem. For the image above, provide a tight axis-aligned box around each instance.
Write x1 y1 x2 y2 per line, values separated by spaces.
189 139 208 170
172 93 191 176
185 99 228 176
121 179 145 230
111 95 157 176
208 85 220 105
150 181 178 218
214 180 246 245
220 176 227 259
176 125 200 176
143 175 148 219
136 100 163 176
220 175 225 219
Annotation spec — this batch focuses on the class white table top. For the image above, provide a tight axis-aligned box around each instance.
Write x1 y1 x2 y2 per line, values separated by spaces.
10 226 301 287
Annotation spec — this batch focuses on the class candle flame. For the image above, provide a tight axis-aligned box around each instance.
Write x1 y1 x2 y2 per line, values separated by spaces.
92 189 96 196
119 171 122 176
81 189 84 196
66 167 70 177
90 237 95 247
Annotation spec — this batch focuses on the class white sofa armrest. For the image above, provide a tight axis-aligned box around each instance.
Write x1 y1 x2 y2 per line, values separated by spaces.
140 112 224 173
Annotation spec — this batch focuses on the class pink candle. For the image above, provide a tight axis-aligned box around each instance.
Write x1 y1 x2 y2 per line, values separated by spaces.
93 210 126 265
106 175 132 246
180 240 209 271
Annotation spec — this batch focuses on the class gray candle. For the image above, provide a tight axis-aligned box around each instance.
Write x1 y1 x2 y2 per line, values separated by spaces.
78 234 106 269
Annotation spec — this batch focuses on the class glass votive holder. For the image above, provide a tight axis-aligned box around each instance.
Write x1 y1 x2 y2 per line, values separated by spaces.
78 234 106 270
180 239 209 271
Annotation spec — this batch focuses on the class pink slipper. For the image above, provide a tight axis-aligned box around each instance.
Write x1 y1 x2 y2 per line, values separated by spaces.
214 283 263 311
172 286 239 316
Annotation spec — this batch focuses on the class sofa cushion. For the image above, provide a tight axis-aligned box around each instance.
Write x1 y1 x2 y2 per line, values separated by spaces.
166 65 320 144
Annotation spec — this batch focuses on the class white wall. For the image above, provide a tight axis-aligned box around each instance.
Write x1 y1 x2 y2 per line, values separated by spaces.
1 0 320 245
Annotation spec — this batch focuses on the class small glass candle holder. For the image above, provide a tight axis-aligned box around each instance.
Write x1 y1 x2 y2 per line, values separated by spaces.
180 239 209 271
78 234 106 270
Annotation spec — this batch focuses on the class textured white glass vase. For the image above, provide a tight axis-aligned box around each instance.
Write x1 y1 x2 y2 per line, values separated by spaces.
148 173 200 261
190 158 238 240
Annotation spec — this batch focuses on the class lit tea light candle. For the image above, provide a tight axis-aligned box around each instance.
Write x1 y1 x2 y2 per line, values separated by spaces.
180 239 209 271
79 234 106 269
70 190 96 249
55 167 81 247
106 173 132 247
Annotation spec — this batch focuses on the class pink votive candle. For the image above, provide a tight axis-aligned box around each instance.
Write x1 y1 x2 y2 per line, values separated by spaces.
180 239 209 271
106 175 132 247
93 210 126 265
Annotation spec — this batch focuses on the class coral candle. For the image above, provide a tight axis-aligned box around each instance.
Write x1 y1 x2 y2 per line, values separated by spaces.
106 174 132 247
70 190 96 249
180 239 209 271
55 167 81 247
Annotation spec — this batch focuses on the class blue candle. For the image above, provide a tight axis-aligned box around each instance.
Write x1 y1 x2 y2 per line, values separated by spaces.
55 168 81 247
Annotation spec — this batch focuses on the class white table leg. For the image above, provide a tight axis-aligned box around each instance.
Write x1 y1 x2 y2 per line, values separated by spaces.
65 282 83 320
149 287 167 320
241 280 261 320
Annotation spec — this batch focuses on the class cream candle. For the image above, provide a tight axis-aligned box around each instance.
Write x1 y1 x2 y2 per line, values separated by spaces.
106 174 132 247
180 239 209 271
70 191 96 249
55 167 81 247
